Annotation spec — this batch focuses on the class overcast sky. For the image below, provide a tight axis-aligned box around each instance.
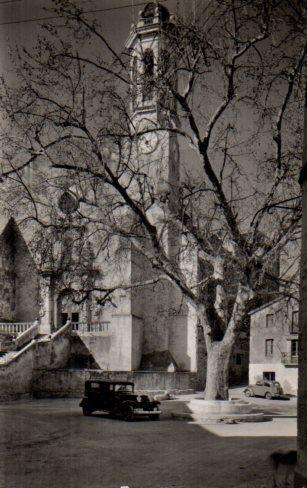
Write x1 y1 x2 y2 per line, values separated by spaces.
0 0 194 75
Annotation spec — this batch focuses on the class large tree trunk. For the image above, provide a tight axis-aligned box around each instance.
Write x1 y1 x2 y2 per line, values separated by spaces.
200 283 252 401
204 340 233 400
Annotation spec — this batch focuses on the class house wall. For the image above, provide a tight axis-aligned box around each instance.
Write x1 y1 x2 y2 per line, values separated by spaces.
249 363 297 395
249 299 298 394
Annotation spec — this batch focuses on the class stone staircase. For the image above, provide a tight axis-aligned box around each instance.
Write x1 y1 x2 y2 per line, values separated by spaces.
0 321 38 365
0 350 18 365
0 322 72 401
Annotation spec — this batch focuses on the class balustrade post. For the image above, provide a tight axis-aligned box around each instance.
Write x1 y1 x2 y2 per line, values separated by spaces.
39 272 55 335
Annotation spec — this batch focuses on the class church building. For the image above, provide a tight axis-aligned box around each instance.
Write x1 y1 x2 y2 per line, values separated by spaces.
0 3 205 394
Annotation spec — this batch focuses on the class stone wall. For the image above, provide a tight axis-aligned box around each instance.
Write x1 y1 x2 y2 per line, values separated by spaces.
0 328 71 401
33 369 202 398
130 243 197 371
0 343 34 401
14 228 39 322
69 317 143 371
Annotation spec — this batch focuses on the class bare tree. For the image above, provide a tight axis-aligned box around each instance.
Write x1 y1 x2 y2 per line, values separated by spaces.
0 0 305 399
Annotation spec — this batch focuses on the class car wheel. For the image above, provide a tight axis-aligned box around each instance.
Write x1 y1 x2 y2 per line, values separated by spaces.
244 389 252 397
265 392 272 400
111 405 121 419
82 406 92 416
121 404 134 421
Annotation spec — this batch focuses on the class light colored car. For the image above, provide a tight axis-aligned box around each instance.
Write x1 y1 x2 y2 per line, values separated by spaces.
244 380 284 399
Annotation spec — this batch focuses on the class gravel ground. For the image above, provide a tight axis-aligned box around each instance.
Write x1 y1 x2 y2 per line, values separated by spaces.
0 393 297 488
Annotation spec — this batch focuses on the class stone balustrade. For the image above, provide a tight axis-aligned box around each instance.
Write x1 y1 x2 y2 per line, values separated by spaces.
71 322 110 334
0 322 33 335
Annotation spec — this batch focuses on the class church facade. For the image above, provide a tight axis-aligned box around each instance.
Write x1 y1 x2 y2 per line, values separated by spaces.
0 3 203 388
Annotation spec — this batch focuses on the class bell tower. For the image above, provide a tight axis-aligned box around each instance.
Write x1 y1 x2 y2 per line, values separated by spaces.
125 3 180 248
125 2 172 124
123 4 198 376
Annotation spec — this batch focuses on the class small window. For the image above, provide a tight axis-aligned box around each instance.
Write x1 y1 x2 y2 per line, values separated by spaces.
263 372 275 381
72 312 79 324
291 339 298 357
236 354 242 365
265 339 274 356
61 312 68 326
291 311 299 334
266 314 274 328
90 382 101 390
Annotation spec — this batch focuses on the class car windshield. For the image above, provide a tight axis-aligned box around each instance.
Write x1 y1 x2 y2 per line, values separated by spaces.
114 384 133 392
273 382 281 387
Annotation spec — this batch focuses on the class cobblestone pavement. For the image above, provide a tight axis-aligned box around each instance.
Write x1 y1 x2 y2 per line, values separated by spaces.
0 395 296 488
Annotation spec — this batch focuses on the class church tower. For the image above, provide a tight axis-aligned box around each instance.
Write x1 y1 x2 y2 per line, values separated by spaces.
123 4 199 374
125 2 172 123
125 2 180 258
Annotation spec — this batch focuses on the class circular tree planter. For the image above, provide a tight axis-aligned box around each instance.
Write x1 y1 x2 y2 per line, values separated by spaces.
171 399 265 423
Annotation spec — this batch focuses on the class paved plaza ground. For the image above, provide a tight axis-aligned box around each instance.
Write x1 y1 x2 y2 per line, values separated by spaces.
0 389 297 488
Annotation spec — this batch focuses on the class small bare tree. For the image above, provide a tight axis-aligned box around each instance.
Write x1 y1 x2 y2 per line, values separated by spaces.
0 0 305 399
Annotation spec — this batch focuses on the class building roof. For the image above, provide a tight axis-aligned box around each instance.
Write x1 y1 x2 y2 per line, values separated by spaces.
248 297 283 316
0 217 12 236
0 216 38 268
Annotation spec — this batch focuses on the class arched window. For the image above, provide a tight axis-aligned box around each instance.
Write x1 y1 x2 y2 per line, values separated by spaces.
141 2 155 25
142 49 154 101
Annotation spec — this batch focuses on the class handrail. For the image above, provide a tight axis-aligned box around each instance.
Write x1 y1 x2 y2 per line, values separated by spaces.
0 321 72 367
0 339 36 367
14 322 39 349
51 321 72 339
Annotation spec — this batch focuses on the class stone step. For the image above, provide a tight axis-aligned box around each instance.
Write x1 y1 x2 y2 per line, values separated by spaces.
0 351 17 364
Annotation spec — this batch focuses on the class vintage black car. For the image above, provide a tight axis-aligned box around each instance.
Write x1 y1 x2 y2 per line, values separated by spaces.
79 380 161 420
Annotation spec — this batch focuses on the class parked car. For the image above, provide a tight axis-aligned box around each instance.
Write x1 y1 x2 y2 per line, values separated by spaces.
79 380 161 420
244 380 284 399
